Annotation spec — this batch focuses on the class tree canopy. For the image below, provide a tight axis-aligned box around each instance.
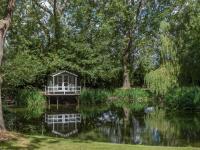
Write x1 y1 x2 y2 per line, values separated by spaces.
1 0 199 90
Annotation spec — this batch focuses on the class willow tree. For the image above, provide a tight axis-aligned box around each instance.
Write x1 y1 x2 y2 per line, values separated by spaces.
0 0 16 130
145 21 179 96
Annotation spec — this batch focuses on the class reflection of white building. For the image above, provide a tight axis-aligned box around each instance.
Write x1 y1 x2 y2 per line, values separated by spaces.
45 113 81 137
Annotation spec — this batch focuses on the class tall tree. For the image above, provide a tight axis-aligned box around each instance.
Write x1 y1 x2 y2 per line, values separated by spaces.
0 0 16 130
33 0 69 49
95 0 146 88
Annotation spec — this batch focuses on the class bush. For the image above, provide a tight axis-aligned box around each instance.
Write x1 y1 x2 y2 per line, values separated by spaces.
80 88 110 105
164 87 200 110
111 88 151 111
15 88 46 119
80 88 151 111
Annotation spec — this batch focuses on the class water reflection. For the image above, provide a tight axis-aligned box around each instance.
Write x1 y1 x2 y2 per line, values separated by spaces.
143 109 178 145
5 105 200 147
45 113 81 137
132 116 142 144
76 107 200 147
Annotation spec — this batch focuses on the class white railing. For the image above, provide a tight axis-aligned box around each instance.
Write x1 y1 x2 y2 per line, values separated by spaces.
45 113 81 124
52 129 78 137
45 113 81 137
45 85 81 95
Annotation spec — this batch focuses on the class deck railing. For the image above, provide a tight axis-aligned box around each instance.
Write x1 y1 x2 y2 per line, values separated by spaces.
45 85 81 95
45 113 81 137
45 113 81 124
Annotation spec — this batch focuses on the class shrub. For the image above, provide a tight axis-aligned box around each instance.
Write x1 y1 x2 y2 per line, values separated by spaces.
80 88 110 105
111 88 151 111
164 86 200 110
80 88 151 111
15 88 46 119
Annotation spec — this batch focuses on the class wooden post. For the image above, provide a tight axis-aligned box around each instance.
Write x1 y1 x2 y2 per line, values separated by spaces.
42 122 44 135
75 77 77 93
68 75 69 91
76 96 80 110
56 96 59 110
53 115 55 131
48 96 51 110
53 76 54 94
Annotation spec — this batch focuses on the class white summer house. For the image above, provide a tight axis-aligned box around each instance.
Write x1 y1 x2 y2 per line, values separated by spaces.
44 70 81 96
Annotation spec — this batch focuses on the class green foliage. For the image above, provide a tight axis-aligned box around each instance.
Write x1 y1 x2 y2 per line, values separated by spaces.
175 0 200 85
80 88 110 105
80 88 150 111
164 87 200 110
111 88 150 111
1 0 200 112
0 0 7 18
145 21 179 96
3 52 46 87
145 64 178 96
15 88 46 119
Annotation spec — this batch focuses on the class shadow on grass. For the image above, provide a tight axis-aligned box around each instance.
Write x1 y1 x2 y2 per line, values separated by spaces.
0 135 61 150
1 134 102 150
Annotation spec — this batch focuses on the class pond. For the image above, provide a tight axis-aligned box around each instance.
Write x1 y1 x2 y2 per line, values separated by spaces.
5 104 200 147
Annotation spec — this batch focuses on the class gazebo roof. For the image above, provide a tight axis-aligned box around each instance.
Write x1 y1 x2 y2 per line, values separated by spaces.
50 70 78 77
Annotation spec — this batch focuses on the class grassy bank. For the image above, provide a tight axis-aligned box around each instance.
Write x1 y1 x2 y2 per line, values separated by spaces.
80 87 200 111
80 88 151 111
0 133 199 150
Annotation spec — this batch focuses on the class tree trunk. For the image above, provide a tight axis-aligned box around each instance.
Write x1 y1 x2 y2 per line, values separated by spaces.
0 76 5 130
53 0 62 49
122 50 131 89
0 0 16 131
122 32 132 89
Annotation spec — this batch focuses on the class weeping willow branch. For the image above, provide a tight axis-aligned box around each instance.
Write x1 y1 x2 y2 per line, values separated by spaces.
145 21 179 96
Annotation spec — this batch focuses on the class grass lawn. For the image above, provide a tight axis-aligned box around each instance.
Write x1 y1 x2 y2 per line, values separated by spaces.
0 133 199 150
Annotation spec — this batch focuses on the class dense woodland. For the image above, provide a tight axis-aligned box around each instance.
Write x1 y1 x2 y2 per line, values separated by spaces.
0 0 199 130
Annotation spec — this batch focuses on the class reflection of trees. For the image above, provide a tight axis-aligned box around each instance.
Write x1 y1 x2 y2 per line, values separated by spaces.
97 110 123 143
144 109 180 146
98 111 143 144
98 120 122 143
169 112 200 146
79 105 109 120
130 116 142 144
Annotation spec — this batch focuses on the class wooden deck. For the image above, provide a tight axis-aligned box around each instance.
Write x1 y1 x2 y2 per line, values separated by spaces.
44 86 81 96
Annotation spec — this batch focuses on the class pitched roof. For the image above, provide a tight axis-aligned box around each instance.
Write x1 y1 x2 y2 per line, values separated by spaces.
50 70 78 77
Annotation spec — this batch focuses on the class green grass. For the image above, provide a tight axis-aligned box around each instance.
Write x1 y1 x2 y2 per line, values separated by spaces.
0 134 199 150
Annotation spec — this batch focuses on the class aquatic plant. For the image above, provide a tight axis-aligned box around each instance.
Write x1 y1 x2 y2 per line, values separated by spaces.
15 88 46 119
80 88 110 105
111 88 151 111
80 88 150 111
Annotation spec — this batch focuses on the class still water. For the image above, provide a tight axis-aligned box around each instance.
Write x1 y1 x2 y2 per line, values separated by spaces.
6 105 200 147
